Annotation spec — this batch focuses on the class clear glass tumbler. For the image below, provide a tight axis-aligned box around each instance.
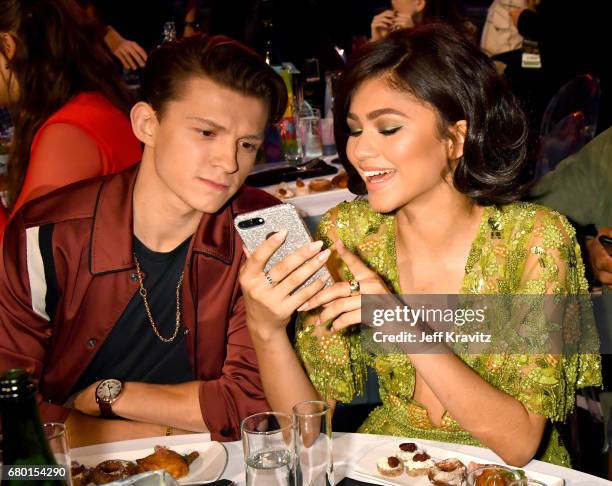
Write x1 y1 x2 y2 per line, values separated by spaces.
242 411 296 486
293 401 333 486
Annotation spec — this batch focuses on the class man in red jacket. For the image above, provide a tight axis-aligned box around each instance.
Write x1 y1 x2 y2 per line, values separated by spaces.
0 34 287 446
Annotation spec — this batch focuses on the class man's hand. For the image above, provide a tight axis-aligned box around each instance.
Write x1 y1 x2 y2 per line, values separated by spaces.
104 27 147 71
587 228 612 287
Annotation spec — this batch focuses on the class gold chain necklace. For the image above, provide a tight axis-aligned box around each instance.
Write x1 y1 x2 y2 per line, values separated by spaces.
133 253 184 343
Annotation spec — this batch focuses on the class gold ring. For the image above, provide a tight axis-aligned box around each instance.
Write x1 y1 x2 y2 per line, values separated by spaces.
348 278 360 294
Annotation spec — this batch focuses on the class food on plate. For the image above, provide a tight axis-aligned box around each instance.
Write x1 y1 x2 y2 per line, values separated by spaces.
88 459 139 484
136 445 200 479
395 441 422 462
76 446 200 485
274 181 294 199
308 178 332 192
331 171 348 189
428 458 467 486
405 451 435 477
468 464 521 486
295 177 309 196
71 461 90 486
376 456 404 477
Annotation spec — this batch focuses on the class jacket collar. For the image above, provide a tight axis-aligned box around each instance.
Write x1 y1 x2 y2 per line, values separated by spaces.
89 164 235 275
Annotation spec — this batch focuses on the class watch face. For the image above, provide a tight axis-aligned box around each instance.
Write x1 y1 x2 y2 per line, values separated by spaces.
96 379 122 401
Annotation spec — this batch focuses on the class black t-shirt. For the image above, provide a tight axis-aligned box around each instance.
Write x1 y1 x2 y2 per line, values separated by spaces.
73 236 193 394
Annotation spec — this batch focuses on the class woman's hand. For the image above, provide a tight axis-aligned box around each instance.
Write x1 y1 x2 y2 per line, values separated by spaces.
104 27 147 71
391 12 415 31
371 10 396 41
299 240 391 332
239 229 332 342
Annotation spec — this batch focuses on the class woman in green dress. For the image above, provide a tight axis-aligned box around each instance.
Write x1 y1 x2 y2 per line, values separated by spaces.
239 23 601 467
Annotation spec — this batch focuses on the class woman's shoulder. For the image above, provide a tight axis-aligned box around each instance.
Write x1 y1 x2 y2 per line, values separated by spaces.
317 199 390 244
491 201 576 241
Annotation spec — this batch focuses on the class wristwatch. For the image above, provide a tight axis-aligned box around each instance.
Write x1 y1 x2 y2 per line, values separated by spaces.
95 379 123 418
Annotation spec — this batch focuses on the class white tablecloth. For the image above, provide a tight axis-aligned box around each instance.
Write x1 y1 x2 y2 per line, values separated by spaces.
74 432 609 485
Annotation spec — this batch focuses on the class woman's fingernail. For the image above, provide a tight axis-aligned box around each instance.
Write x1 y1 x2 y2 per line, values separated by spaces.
298 301 309 312
317 249 331 261
309 240 324 251
273 229 288 240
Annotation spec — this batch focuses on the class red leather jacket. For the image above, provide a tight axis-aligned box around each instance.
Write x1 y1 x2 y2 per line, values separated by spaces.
0 164 279 441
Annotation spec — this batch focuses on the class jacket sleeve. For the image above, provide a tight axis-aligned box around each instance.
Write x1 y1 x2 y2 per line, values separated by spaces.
0 214 71 423
529 127 612 228
198 292 269 441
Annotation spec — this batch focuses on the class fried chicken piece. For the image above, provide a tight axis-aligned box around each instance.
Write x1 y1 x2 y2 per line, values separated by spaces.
136 445 197 479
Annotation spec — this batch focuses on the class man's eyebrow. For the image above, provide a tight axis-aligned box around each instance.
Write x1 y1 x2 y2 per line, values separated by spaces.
187 117 264 141
187 117 226 131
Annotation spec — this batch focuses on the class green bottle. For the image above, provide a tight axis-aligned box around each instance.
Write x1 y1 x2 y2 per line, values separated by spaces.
0 368 68 486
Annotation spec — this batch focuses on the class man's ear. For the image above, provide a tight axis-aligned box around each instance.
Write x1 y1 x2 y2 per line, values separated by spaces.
130 102 158 147
0 33 16 61
447 120 467 161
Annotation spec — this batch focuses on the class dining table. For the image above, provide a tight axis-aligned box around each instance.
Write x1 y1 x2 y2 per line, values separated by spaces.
70 431 610 485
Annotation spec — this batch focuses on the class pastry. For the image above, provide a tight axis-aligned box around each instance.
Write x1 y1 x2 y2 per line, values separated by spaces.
308 178 332 192
395 441 422 463
404 451 435 477
331 172 348 188
295 178 309 196
376 456 404 477
88 460 138 484
274 181 294 199
428 458 467 486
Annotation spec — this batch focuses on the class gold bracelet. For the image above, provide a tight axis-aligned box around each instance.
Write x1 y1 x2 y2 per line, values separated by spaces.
165 426 173 436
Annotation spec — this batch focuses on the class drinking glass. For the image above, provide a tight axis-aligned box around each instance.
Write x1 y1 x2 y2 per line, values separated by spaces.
296 108 323 161
43 423 72 485
241 411 295 486
293 401 333 486
466 465 521 486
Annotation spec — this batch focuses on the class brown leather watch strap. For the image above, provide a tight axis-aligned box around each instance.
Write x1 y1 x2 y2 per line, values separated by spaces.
98 399 116 418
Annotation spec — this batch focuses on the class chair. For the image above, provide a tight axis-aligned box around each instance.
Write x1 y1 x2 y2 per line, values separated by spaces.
534 74 601 178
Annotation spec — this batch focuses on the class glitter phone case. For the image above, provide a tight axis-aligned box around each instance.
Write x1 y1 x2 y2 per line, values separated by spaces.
234 203 333 292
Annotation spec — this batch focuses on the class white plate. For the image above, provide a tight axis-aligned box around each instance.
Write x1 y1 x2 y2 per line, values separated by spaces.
352 440 564 486
72 441 228 485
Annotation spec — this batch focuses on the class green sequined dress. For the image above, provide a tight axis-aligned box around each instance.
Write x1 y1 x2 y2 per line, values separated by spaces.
295 201 601 467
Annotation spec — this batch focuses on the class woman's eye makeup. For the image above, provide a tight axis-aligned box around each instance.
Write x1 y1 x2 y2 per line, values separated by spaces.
346 126 362 137
378 126 402 136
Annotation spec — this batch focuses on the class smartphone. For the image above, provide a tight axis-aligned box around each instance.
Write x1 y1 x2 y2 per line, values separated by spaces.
599 235 612 256
234 203 334 293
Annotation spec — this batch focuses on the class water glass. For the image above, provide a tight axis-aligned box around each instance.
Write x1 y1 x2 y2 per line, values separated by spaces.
296 108 323 161
293 401 333 486
43 423 72 485
242 412 295 486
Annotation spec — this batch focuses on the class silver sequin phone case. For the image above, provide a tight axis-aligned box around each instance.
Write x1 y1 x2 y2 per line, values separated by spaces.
234 203 334 293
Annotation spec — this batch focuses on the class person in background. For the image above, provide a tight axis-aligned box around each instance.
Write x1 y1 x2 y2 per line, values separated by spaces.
370 0 475 42
79 0 200 71
510 0 611 133
239 23 601 467
0 34 287 447
480 0 527 57
529 126 612 288
0 0 141 237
